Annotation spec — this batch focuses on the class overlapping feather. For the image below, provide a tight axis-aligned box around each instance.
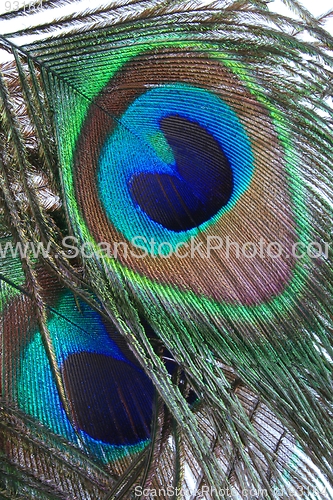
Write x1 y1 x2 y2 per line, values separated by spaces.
1 1 333 499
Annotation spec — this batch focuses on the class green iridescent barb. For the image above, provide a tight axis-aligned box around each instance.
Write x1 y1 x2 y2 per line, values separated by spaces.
0 1 333 499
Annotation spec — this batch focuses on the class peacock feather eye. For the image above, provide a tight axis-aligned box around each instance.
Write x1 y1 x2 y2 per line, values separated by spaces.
17 292 154 448
58 47 302 311
2 266 154 463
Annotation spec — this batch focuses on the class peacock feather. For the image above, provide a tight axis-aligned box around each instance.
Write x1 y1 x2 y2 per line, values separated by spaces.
0 0 333 498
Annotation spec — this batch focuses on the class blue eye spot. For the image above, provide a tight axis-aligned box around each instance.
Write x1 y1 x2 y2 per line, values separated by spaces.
129 115 233 231
97 83 254 253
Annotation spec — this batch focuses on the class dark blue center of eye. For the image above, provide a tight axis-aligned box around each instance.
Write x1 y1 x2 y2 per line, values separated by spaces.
63 352 154 445
129 115 233 232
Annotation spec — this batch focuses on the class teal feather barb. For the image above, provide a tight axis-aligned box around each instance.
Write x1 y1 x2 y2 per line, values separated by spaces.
0 1 333 498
